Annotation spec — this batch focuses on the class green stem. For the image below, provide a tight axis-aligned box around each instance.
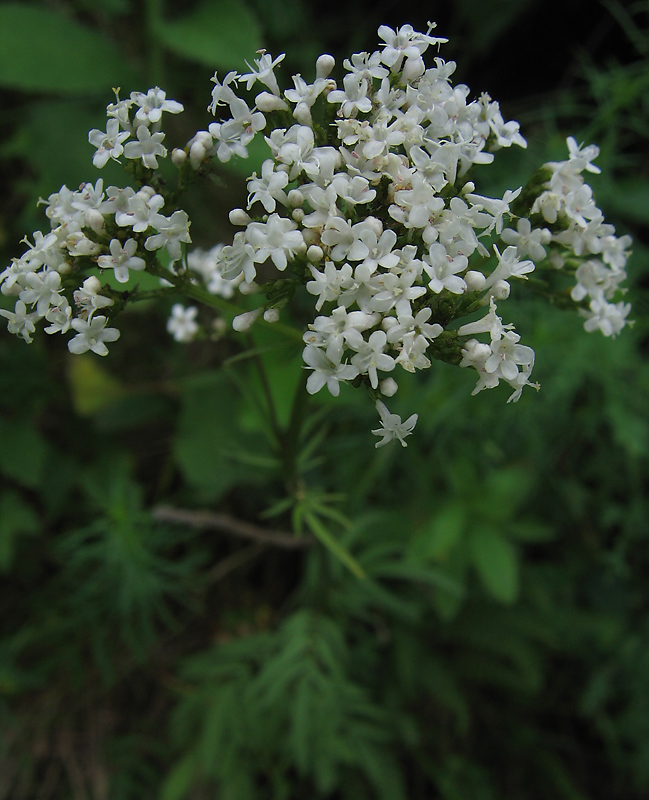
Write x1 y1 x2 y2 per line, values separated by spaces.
282 371 309 494
250 345 283 445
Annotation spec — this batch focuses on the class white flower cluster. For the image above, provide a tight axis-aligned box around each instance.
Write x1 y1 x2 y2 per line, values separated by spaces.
0 24 633 448
189 23 607 443
530 137 632 338
0 91 191 356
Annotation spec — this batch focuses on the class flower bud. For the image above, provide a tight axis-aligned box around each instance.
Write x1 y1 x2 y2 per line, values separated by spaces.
263 308 280 323
229 208 251 226
488 279 510 300
402 56 425 81
232 308 261 332
292 208 305 223
82 276 102 294
287 189 304 207
138 185 156 201
189 141 206 169
194 130 213 147
238 280 260 295
307 245 324 263
171 148 187 167
464 270 486 291
462 340 492 364
365 215 383 237
255 92 289 112
380 377 398 397
85 209 105 235
316 54 335 78
294 104 313 126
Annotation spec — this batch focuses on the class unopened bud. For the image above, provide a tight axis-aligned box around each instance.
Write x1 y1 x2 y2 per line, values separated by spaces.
229 208 251 226
194 130 213 147
487 279 510 301
189 141 206 169
85 209 105 235
232 308 261 332
380 377 398 397
292 207 305 223
263 308 280 323
402 55 425 81
365 215 383 237
464 270 486 291
256 92 289 112
287 189 304 207
307 245 323 263
462 339 492 363
238 280 260 295
293 104 312 126
316 54 335 78
171 148 187 167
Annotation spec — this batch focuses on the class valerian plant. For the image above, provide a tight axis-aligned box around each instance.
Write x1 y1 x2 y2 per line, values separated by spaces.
0 22 633 450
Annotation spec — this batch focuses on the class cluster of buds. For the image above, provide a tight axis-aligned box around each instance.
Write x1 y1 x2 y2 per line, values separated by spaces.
0 24 632 447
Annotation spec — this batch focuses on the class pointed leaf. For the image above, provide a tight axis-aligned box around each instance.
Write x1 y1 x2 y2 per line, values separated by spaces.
469 527 519 604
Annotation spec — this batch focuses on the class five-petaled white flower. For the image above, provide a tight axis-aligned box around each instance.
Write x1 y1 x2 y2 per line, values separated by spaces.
372 401 418 447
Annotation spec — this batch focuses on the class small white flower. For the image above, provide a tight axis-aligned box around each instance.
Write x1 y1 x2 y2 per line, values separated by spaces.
303 344 359 397
124 125 167 169
68 315 120 356
167 304 199 342
145 211 192 263
131 87 183 125
97 238 146 284
371 400 418 448
240 52 286 96
73 276 114 318
0 300 38 342
88 118 130 168
246 214 303 271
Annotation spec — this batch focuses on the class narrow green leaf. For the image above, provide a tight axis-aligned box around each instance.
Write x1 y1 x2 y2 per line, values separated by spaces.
304 511 365 579
0 4 139 93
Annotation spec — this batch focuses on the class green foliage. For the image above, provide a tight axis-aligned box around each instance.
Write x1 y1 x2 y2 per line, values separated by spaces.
154 0 263 71
0 4 139 93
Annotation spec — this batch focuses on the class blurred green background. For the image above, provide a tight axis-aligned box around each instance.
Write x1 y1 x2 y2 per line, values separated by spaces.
0 1 648 798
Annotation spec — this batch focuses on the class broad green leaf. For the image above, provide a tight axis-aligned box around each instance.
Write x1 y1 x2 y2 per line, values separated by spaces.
173 371 272 500
154 0 262 71
409 503 466 561
67 355 125 416
0 4 139 93
0 416 48 489
469 527 519 604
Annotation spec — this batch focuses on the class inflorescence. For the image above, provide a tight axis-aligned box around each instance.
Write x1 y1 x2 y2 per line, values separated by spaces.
0 23 633 446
